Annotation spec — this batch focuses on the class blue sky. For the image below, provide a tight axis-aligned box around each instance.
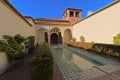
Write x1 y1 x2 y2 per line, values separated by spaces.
9 0 114 18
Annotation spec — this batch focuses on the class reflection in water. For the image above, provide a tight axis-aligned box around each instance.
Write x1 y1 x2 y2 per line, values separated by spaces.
51 47 120 80
53 47 98 70
62 48 94 70
62 49 72 62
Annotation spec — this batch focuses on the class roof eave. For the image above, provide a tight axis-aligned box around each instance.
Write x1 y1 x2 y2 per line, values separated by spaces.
2 0 32 27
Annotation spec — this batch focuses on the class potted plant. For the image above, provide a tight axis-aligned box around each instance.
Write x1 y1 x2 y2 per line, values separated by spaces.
0 34 26 66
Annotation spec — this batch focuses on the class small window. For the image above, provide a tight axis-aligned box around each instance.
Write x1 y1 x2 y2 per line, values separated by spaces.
70 11 74 17
75 12 79 17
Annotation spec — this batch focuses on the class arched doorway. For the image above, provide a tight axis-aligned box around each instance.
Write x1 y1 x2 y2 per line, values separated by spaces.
37 28 48 44
64 29 72 43
50 27 62 44
50 33 58 44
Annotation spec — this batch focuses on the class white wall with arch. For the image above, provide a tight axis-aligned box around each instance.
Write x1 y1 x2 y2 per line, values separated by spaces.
64 29 72 43
35 24 72 44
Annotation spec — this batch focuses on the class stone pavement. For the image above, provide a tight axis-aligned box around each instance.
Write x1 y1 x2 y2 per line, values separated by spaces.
0 54 33 80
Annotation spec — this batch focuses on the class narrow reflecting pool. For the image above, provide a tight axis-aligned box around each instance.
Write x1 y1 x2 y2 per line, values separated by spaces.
51 46 120 80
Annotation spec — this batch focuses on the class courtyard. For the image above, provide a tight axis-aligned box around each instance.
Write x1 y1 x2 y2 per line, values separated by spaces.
0 0 120 80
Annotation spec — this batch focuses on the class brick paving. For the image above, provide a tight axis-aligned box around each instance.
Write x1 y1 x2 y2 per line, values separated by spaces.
0 54 33 80
0 53 62 80
53 62 62 80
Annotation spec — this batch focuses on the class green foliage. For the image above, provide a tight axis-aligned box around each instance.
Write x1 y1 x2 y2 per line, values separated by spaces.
14 34 25 44
92 43 120 58
80 36 85 42
25 36 35 53
71 37 76 41
113 33 120 45
30 43 53 80
0 34 26 60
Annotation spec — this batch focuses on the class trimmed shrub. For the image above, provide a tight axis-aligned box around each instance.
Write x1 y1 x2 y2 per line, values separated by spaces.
71 37 76 42
92 43 120 58
67 41 120 58
113 33 120 45
30 43 53 80
80 36 85 42
67 42 94 50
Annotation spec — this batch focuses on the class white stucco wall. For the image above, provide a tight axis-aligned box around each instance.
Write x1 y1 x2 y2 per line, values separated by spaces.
0 1 35 75
35 24 72 44
0 1 35 39
73 1 120 44
25 17 36 44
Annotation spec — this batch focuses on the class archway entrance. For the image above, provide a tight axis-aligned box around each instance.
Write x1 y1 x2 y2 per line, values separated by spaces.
50 33 58 44
37 28 48 44
64 29 72 44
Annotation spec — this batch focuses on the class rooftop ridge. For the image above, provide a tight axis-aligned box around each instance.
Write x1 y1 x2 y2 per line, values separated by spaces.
34 18 70 22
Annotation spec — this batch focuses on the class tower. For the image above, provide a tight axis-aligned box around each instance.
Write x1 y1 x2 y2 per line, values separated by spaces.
63 8 82 24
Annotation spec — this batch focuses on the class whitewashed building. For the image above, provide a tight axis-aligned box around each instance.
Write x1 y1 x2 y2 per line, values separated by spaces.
0 0 120 75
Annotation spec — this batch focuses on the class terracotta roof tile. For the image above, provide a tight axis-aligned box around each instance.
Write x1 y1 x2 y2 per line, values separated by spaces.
34 18 73 26
63 8 82 16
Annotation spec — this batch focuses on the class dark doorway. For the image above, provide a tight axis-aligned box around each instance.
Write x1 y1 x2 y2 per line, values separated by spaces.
50 33 58 44
44 32 48 43
58 32 62 44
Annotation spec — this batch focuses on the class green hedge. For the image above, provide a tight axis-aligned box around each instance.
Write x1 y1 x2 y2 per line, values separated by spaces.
92 43 120 58
67 41 94 49
30 43 53 80
68 42 120 58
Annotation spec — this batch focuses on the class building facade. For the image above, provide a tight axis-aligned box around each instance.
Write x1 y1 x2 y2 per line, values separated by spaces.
0 0 120 75
34 8 82 44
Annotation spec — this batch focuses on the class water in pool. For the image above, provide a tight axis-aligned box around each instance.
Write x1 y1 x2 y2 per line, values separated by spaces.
52 47 103 71
51 46 120 80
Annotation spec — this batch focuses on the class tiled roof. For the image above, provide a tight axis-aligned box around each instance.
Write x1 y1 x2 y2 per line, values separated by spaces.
34 18 73 26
